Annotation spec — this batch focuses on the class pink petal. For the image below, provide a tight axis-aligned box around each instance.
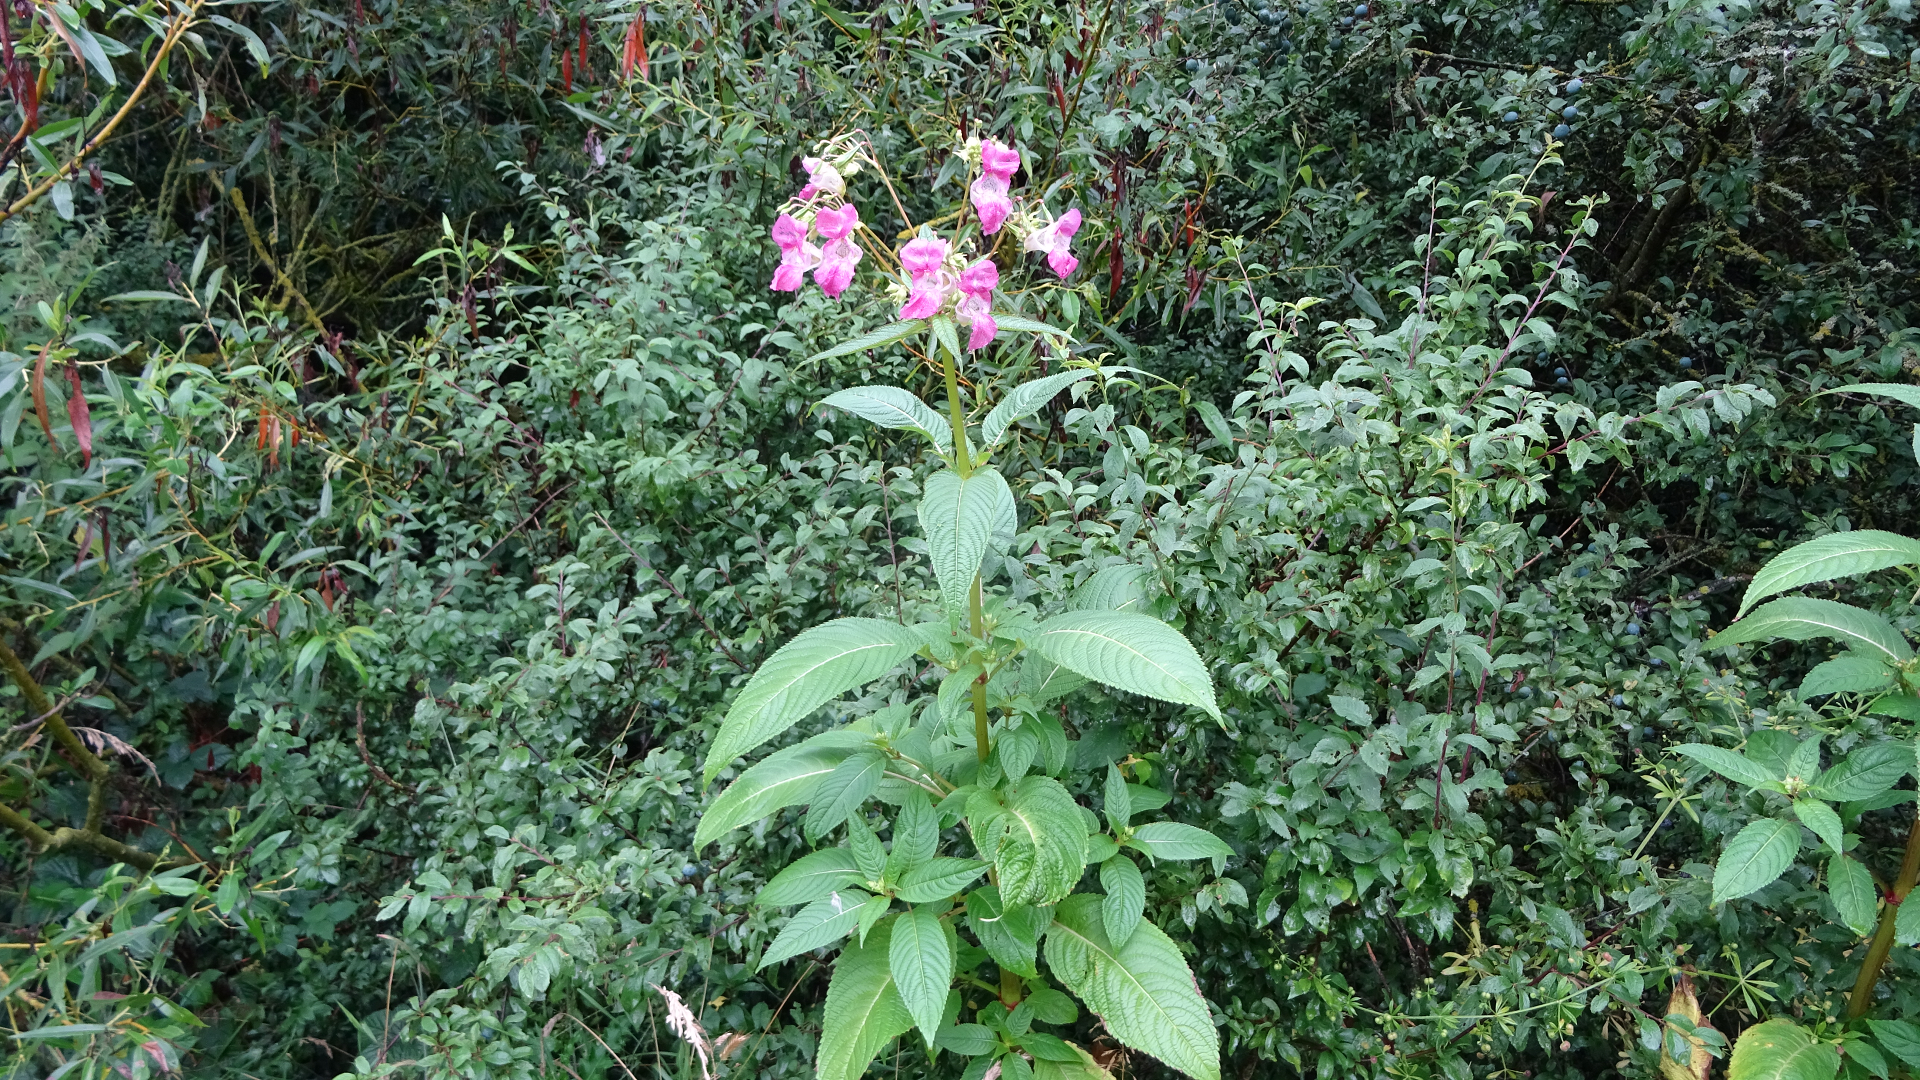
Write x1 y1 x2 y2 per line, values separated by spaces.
1056 208 1082 239
959 257 999 298
981 139 1022 180
770 262 808 291
815 204 861 241
967 313 998 351
771 214 808 253
797 184 818 200
899 237 951 277
816 259 856 298
970 175 1011 235
898 281 946 320
1048 249 1079 278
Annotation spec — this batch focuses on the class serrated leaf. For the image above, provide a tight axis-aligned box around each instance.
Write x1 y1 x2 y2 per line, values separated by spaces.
758 848 861 906
886 791 939 881
889 906 953 1047
819 385 953 453
894 858 989 903
806 750 887 840
1869 694 1920 721
806 319 926 363
1127 822 1233 867
760 889 872 968
1900 891 1920 946
849 815 887 881
1104 764 1132 832
1739 530 1920 616
921 469 1012 618
1044 897 1220 1080
1029 611 1219 719
930 314 964 364
981 369 1100 448
695 731 874 848
935 1023 998 1055
1810 742 1912 801
1711 819 1801 904
1791 799 1843 853
1069 564 1151 613
992 314 1073 336
817 917 914 1080
1827 855 1876 935
1726 1019 1839 1080
980 776 1088 906
1797 653 1897 699
1870 1020 1920 1070
1713 597 1913 664
966 886 1044 978
1027 987 1079 1025
1100 855 1146 946
704 618 930 781
1033 1046 1115 1080
1019 654 1087 707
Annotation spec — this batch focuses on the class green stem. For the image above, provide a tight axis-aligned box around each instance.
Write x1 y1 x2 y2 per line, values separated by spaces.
941 330 970 480
1846 811 1920 1018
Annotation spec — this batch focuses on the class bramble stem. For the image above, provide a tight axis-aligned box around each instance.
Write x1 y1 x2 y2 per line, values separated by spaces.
1846 810 1920 1018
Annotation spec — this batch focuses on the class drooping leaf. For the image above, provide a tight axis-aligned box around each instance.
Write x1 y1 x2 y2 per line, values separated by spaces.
920 468 1012 618
819 385 952 453
888 905 953 1047
1796 652 1897 699
760 889 873 968
1069 563 1151 613
805 750 888 840
1725 1019 1839 1080
980 368 1099 449
1738 530 1920 616
1790 799 1843 853
966 885 1044 978
1810 742 1913 801
894 858 989 903
1711 819 1802 904
1029 611 1219 719
816 917 914 1080
1827 854 1876 935
64 367 91 469
695 730 875 848
1126 822 1234 867
704 618 930 781
807 319 926 363
975 776 1088 906
1712 597 1913 664
1100 855 1145 946
1044 896 1220 1080
757 848 862 906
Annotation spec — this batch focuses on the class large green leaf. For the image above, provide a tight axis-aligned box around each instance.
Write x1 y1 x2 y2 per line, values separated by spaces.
806 319 926 363
1811 742 1912 801
1712 597 1913 664
1069 563 1152 613
1790 799 1843 853
1028 611 1219 719
1827 854 1876 935
757 848 862 906
1126 823 1234 868
1033 1045 1116 1080
1900 889 1920 946
1100 855 1145 946
966 886 1045 978
1725 1019 1839 1080
894 858 989 903
819 386 952 452
1671 744 1780 789
1796 652 1897 700
888 906 952 1047
1711 819 1802 904
760 889 872 968
805 750 888 840
973 776 1088 906
885 791 939 881
695 730 875 848
1739 530 1920 616
1870 1019 1920 1070
980 369 1099 449
1045 896 1220 1080
704 618 930 782
920 468 1012 618
817 918 914 1080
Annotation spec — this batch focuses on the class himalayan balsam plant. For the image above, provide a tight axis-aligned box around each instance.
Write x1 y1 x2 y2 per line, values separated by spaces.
692 134 1225 1080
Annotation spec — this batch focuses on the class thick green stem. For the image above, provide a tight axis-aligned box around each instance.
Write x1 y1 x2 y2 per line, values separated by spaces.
1847 811 1920 1018
940 332 970 480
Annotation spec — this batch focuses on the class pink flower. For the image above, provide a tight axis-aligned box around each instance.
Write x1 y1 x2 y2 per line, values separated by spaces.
816 237 862 298
797 183 818 200
771 214 808 253
771 240 820 292
980 139 1021 181
898 277 949 320
801 156 845 198
957 258 998 350
970 174 1012 235
1023 208 1082 278
959 257 998 298
815 203 860 241
899 237 951 278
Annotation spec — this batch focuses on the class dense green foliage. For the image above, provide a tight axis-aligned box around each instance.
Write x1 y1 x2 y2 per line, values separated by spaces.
5 0 1920 1076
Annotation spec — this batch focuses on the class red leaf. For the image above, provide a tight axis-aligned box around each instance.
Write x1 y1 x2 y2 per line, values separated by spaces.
30 342 58 452
578 16 591 81
65 366 91 469
561 47 572 93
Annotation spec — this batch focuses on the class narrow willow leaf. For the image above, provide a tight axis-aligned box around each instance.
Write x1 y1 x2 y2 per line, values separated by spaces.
849 815 886 881
1127 822 1234 868
894 858 989 903
1797 652 1897 700
1711 819 1801 904
805 750 887 840
1726 1019 1840 1080
920 468 1011 618
889 906 952 1047
980 369 1099 449
816 918 913 1080
1827 855 1876 935
704 618 929 781
1670 744 1779 788
1029 611 1220 719
1712 597 1914 664
819 386 953 452
1790 799 1843 853
1810 742 1913 801
1739 529 1920 616
1045 897 1220 1080
760 889 872 968
757 848 861 906
806 319 926 363
1100 855 1145 946
695 731 874 848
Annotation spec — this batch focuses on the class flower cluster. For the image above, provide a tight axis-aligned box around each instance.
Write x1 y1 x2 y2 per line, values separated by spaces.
968 139 1022 235
771 151 864 297
896 238 1001 350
